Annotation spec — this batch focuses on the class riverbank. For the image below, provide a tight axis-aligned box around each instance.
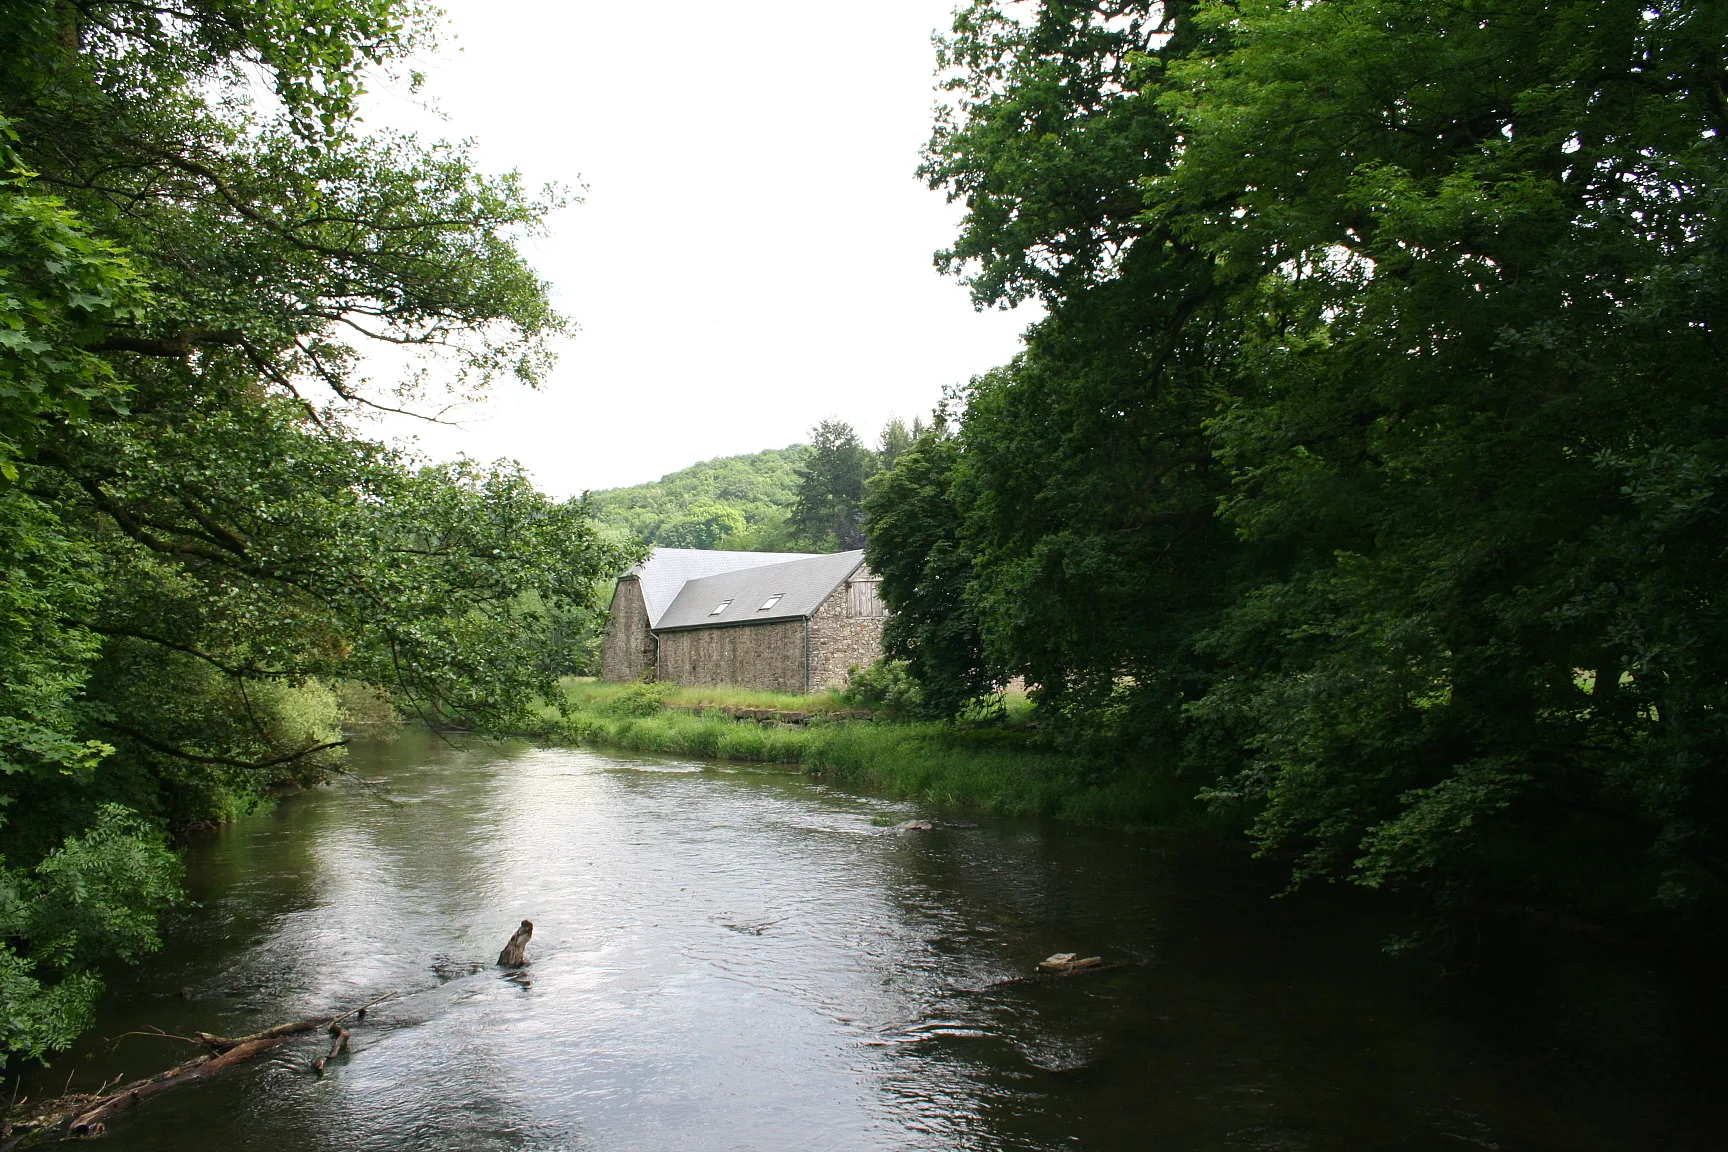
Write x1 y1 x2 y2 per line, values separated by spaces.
525 680 1199 827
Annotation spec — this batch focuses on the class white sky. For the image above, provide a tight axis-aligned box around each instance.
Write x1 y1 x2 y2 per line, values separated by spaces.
361 0 1034 498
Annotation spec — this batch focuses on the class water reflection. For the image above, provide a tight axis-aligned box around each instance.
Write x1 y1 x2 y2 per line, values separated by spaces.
21 731 1721 1151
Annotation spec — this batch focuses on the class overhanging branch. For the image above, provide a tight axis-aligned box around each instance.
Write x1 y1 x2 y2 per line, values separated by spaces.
89 327 245 357
99 722 348 770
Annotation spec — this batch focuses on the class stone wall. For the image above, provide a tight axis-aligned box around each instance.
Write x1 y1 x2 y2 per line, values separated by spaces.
654 619 807 693
600 578 655 682
806 577 886 692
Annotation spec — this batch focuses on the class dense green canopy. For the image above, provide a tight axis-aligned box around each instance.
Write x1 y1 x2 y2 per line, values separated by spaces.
868 0 1728 925
0 0 633 1063
586 446 811 551
587 418 926 556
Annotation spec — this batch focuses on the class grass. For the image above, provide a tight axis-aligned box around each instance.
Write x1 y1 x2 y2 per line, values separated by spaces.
527 679 1196 828
560 678 858 715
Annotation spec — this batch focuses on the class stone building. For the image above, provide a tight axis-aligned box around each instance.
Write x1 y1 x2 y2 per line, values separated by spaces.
600 548 886 693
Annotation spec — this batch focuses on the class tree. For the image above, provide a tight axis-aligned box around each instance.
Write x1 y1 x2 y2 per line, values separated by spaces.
0 0 636 1065
1166 0 1728 909
876 416 924 470
863 420 997 717
870 0 1728 921
791 419 876 549
657 502 749 549
907 0 1254 752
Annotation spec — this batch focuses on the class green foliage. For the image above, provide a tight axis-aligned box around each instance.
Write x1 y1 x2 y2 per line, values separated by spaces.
26 806 183 968
548 686 1190 827
0 0 637 1063
0 951 97 1069
603 681 667 718
1170 0 1728 910
838 660 925 721
864 420 1002 718
332 680 402 733
867 0 1728 925
0 489 109 781
586 446 811 550
656 502 747 549
0 124 147 479
876 416 924 470
243 679 346 780
0 805 181 1067
792 420 877 550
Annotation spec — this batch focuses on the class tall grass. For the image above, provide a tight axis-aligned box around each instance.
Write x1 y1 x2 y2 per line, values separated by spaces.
559 676 1036 720
532 681 1195 827
562 677 854 714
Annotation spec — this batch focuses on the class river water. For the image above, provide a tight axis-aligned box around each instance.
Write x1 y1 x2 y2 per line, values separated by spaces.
24 732 1721 1150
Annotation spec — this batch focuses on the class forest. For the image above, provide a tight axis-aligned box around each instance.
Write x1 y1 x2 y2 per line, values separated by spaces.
863 0 1728 932
586 446 813 551
1 0 1724 1081
585 417 923 553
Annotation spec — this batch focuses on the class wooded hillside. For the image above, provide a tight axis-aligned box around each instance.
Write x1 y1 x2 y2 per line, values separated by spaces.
586 446 810 551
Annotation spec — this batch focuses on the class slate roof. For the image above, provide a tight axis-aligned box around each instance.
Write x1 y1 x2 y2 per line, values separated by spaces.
655 551 866 632
624 548 818 628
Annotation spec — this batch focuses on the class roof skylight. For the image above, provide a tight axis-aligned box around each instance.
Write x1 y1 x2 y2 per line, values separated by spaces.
710 600 733 616
758 594 784 611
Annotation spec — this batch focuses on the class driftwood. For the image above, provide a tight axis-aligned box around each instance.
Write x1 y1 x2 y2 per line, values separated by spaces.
1037 953 1103 973
497 920 533 967
310 1027 350 1075
68 1031 303 1135
4 991 400 1146
327 990 399 1028
983 960 1126 991
191 1019 320 1054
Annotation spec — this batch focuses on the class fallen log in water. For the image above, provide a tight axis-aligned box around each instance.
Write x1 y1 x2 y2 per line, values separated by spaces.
3 990 399 1146
68 1031 302 1136
981 957 1127 991
191 1018 321 1054
1037 952 1103 973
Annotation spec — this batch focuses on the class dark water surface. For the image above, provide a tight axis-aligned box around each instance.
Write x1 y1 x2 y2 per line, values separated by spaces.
26 732 1720 1150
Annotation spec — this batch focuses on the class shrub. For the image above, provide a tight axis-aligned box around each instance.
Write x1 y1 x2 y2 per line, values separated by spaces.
604 681 667 718
839 659 925 719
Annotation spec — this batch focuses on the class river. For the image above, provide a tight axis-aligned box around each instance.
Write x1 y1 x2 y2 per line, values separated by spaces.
23 731 1721 1150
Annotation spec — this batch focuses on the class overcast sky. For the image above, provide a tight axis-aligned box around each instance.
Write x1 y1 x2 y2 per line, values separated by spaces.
361 0 1034 498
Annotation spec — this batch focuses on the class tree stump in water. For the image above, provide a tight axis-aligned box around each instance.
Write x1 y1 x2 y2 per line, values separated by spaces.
498 919 533 967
